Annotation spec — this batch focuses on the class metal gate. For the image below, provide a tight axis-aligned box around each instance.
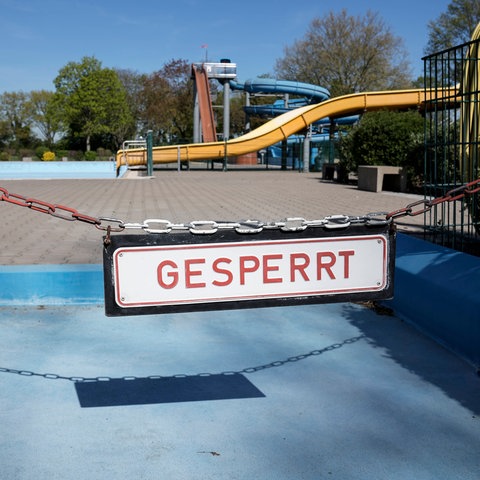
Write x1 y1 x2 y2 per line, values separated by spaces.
423 35 480 254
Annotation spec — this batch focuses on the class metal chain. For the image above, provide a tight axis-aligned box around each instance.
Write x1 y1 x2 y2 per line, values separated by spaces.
0 334 365 382
1 179 479 235
0 185 387 233
385 178 480 220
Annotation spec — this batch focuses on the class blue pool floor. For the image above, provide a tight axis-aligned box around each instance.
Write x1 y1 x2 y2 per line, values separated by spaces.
0 302 479 479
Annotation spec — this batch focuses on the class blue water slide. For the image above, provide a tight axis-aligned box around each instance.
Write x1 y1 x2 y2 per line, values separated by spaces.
230 78 330 102
244 101 359 126
244 98 311 117
229 78 358 170
230 78 358 125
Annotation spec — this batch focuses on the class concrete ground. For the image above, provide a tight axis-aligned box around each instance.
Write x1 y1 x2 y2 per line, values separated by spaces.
0 170 479 479
0 170 426 265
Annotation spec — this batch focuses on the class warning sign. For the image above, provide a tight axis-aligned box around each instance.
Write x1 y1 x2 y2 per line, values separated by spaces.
103 224 395 316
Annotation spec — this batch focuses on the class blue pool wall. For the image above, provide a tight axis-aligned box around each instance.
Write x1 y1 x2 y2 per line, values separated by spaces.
0 264 104 305
0 160 127 179
386 234 480 369
0 234 478 369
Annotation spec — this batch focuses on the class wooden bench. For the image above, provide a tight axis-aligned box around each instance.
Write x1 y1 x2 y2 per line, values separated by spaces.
357 165 407 193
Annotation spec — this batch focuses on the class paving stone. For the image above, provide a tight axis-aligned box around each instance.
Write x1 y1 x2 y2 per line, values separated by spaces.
0 172 425 265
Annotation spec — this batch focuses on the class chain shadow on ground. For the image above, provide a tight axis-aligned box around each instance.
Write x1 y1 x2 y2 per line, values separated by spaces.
71 304 480 412
0 335 365 408
3 302 479 413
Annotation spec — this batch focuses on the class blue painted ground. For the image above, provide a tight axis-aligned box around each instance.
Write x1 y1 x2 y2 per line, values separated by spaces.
0 234 479 479
0 302 479 479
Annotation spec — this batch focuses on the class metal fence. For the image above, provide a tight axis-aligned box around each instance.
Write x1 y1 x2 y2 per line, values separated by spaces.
423 39 480 254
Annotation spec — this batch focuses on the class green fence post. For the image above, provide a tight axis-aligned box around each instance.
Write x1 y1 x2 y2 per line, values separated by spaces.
146 130 153 176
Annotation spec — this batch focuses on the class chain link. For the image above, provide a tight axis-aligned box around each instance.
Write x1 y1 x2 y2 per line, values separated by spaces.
0 334 365 382
0 185 385 233
385 178 480 220
1 179 479 235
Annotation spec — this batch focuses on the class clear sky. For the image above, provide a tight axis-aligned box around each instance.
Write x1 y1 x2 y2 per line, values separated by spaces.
0 0 451 93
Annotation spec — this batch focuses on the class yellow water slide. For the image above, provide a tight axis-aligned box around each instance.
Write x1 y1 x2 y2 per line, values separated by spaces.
461 22 480 182
116 88 455 170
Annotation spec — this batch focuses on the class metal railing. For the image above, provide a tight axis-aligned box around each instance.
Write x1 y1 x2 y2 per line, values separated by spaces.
423 39 480 254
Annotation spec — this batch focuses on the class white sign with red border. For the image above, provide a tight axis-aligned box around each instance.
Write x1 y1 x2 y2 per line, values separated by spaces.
112 235 388 308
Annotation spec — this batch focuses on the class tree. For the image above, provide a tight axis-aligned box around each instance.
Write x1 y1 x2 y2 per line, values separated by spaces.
139 59 193 143
228 93 249 136
138 70 172 143
71 68 134 150
425 0 480 54
0 91 33 152
54 56 102 98
54 56 133 151
275 9 412 97
0 120 11 149
29 90 64 147
98 71 136 149
115 68 146 135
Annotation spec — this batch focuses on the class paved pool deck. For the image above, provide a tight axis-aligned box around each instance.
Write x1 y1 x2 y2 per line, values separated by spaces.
0 169 426 265
0 170 479 479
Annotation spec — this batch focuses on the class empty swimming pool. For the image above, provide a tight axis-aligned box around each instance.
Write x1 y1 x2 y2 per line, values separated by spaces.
0 161 126 179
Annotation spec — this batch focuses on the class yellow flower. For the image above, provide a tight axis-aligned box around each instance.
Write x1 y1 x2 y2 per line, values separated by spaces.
42 151 56 161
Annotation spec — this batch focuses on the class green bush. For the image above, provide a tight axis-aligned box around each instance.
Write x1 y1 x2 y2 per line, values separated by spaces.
56 150 69 159
96 147 112 159
19 149 35 159
68 150 83 161
338 110 424 188
35 146 49 160
84 150 97 161
0 151 10 161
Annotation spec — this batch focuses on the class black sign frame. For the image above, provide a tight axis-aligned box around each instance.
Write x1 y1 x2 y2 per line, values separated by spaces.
103 223 395 317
